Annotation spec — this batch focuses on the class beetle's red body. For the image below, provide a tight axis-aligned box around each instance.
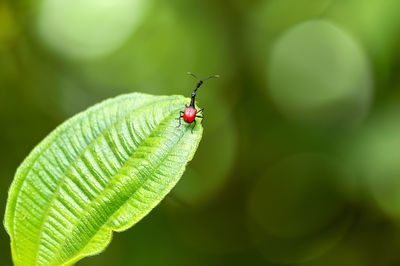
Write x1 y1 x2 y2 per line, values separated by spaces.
183 106 197 123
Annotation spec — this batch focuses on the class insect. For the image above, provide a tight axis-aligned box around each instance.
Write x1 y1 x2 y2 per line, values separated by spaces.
177 72 219 132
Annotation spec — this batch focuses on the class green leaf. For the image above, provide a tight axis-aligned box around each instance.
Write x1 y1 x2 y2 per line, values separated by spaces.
4 93 203 266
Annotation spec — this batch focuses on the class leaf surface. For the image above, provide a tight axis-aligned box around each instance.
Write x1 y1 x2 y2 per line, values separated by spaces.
4 93 202 265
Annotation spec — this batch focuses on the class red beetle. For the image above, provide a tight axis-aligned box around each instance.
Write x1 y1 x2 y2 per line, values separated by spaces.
177 72 219 132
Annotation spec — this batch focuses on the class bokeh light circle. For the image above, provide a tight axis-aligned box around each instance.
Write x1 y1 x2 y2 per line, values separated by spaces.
344 104 400 219
36 0 147 60
267 20 373 127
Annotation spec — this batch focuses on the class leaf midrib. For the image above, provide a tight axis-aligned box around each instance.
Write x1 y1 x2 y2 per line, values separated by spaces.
26 96 172 265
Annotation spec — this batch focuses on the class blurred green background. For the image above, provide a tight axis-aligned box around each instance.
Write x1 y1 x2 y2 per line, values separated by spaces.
1 0 400 265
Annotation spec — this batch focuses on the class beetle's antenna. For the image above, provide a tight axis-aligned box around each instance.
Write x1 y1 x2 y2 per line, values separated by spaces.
187 72 220 82
201 74 220 81
187 72 201 80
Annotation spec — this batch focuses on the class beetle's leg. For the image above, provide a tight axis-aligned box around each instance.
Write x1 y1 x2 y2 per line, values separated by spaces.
185 104 188 107
197 109 204 125
196 115 204 126
176 115 183 128
176 111 184 120
191 119 196 133
176 111 184 128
